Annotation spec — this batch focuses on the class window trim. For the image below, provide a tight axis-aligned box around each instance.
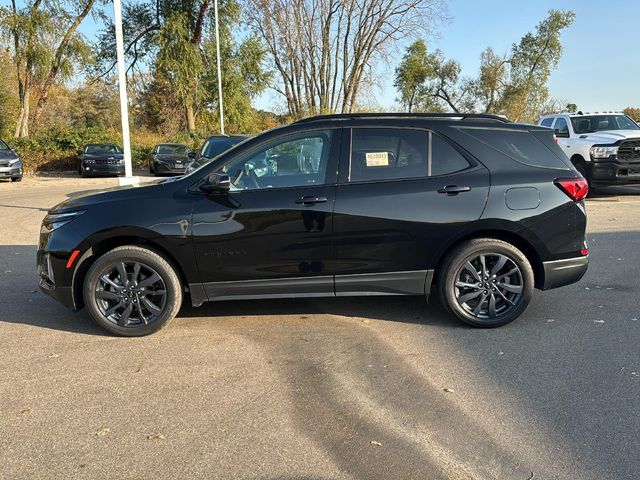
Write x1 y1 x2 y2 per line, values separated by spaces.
189 127 340 194
342 126 475 185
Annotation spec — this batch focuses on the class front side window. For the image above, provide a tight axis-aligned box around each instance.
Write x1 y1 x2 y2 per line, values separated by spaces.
215 131 332 191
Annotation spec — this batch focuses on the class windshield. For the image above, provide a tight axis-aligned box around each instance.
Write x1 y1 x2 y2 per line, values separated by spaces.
0 140 9 150
157 145 189 155
571 115 639 134
85 144 122 155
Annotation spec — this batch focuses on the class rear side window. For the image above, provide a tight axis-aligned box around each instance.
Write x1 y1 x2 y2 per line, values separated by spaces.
540 118 554 127
431 134 470 176
460 127 568 169
349 128 469 182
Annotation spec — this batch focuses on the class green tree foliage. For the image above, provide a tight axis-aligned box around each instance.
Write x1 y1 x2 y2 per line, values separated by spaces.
95 0 270 135
0 0 95 137
623 107 640 121
395 10 575 123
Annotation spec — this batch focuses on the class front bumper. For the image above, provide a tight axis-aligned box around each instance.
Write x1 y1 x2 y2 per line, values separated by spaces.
37 250 76 309
542 255 588 290
0 166 22 179
82 164 125 177
155 162 187 175
587 159 640 185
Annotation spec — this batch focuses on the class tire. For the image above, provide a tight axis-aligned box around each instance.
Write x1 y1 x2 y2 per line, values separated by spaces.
150 162 155 174
437 238 534 328
83 245 182 336
574 162 594 193
11 177 22 182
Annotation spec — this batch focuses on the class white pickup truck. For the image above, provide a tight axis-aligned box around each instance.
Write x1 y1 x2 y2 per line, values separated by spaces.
538 112 640 187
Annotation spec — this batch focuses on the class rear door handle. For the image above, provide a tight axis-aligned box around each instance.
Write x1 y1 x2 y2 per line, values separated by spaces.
437 185 471 195
295 195 328 205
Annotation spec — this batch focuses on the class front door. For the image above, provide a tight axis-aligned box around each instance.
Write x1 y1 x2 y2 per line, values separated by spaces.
333 126 490 295
191 128 340 300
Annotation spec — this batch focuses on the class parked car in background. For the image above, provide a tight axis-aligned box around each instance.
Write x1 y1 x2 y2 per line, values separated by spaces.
78 144 124 177
0 139 22 182
38 113 588 336
150 144 195 176
539 111 640 187
186 135 250 173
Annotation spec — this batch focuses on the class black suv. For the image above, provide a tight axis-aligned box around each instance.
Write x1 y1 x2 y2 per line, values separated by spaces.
38 113 589 336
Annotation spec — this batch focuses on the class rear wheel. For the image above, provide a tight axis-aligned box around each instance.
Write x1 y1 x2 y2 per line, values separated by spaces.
83 245 182 336
11 177 22 182
438 238 534 328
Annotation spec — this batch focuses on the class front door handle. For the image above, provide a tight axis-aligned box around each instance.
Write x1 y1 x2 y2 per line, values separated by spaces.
295 195 328 205
437 185 471 195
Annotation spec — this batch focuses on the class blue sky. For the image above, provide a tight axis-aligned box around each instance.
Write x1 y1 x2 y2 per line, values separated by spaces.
76 0 640 112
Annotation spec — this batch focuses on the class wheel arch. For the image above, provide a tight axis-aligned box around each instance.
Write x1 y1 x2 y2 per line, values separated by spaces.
72 234 190 310
433 229 545 290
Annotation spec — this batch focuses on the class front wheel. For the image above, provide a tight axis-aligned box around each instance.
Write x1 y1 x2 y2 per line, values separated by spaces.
11 177 22 182
437 238 534 328
83 245 182 336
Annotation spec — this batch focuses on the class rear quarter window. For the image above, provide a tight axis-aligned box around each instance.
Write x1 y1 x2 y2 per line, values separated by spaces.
459 127 569 169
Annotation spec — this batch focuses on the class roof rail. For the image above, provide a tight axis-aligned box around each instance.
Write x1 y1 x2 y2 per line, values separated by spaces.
293 112 511 124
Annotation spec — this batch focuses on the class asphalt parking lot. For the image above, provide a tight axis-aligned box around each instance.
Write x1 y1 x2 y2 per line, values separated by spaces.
1 176 639 480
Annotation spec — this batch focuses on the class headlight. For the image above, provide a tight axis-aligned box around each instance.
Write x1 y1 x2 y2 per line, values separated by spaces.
41 211 85 233
8 158 21 166
590 146 618 159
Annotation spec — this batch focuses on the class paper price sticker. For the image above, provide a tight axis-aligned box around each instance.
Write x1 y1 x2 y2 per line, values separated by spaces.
365 151 389 167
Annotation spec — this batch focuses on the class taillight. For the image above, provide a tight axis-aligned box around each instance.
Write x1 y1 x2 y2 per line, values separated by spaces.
554 178 588 201
553 134 558 144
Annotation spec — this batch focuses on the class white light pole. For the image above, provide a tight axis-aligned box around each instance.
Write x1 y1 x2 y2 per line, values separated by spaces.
113 0 138 185
214 0 225 135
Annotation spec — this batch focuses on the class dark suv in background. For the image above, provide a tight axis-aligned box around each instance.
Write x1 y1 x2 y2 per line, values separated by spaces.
38 113 588 336
186 134 250 173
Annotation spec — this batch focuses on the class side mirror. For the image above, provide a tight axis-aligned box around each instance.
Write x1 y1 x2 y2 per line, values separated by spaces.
554 129 570 138
188 151 196 159
200 173 230 193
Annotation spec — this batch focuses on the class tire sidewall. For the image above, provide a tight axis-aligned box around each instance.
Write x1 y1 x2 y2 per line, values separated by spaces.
441 242 534 328
83 247 181 336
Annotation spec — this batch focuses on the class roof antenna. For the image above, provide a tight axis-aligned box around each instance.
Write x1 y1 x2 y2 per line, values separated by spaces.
576 111 584 115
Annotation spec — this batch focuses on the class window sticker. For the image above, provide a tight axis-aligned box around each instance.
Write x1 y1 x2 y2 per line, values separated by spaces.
365 151 389 167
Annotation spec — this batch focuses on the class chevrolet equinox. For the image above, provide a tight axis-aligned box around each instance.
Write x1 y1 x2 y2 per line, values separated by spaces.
38 113 589 336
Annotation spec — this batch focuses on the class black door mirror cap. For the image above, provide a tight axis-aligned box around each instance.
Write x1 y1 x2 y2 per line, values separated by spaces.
554 129 570 138
200 173 231 193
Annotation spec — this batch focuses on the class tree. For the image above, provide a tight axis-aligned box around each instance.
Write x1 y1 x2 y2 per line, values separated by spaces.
245 0 446 117
394 40 433 112
95 0 269 134
1 0 95 137
623 107 640 121
566 103 578 113
394 9 575 123
500 10 575 121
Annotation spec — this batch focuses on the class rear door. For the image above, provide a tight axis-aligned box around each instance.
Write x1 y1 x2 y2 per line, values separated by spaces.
332 126 490 295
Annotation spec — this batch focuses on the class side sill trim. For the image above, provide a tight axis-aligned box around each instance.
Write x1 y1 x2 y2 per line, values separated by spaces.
335 269 432 296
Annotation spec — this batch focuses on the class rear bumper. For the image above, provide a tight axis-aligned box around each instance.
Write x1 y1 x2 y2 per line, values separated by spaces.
588 160 640 185
542 255 588 290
